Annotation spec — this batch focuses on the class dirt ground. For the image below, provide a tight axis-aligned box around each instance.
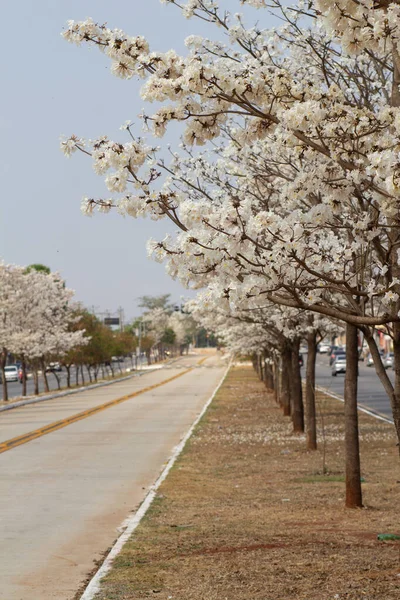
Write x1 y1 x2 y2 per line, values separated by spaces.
94 365 400 600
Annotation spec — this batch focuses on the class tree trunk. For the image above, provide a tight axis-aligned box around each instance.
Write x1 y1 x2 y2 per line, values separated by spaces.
306 331 317 450
80 365 85 385
363 326 400 448
272 361 278 402
41 358 49 393
281 347 292 416
33 369 39 396
1 349 8 402
21 356 27 397
259 354 264 382
75 366 79 386
344 322 363 508
290 339 304 433
52 370 61 390
392 322 400 450
66 365 71 388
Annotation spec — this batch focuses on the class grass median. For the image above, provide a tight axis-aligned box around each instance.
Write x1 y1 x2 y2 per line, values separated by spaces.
92 365 400 600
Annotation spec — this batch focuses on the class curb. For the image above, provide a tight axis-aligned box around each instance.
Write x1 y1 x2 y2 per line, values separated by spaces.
79 359 232 600
315 384 394 425
0 371 151 414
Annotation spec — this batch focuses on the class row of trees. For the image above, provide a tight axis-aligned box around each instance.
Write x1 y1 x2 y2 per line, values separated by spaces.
134 294 198 362
62 0 400 507
0 267 200 400
0 262 87 401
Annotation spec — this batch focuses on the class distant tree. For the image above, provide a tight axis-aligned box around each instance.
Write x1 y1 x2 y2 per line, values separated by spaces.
138 294 172 313
161 327 176 346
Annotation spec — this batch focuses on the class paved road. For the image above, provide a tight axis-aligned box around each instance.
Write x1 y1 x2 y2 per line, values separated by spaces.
312 353 394 419
0 352 226 600
0 357 148 402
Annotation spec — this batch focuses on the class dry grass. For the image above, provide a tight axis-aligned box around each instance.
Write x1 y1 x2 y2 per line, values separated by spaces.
94 366 400 600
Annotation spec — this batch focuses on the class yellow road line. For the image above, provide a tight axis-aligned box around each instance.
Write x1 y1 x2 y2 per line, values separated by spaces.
0 358 208 455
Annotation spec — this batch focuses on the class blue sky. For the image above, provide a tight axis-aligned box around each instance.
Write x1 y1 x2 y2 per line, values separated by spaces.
0 0 274 319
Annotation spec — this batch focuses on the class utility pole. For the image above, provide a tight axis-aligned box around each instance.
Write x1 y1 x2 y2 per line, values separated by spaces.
118 306 124 332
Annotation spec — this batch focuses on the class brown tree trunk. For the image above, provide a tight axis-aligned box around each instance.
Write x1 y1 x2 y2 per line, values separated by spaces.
259 354 265 382
344 322 363 508
306 331 317 450
290 339 304 433
1 349 8 402
21 356 27 397
281 346 292 416
264 353 274 390
80 365 85 385
391 322 400 449
75 366 79 386
52 370 61 390
66 365 71 388
273 361 279 403
363 326 400 447
33 369 39 395
41 358 49 393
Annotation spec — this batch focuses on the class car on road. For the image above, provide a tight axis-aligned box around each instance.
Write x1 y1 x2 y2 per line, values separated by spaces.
332 354 346 376
319 342 331 354
2 365 19 382
299 353 304 367
383 353 394 369
111 356 125 363
46 362 62 372
329 346 345 365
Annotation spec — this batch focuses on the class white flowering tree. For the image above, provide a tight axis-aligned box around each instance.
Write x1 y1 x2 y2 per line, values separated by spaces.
0 262 87 399
61 0 400 506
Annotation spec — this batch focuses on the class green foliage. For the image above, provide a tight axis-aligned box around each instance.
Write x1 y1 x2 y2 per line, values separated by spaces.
138 294 172 312
24 263 51 275
161 327 176 346
195 327 218 348
63 309 136 367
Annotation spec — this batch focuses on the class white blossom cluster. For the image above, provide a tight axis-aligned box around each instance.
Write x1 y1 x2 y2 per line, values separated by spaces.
0 263 87 366
61 0 400 437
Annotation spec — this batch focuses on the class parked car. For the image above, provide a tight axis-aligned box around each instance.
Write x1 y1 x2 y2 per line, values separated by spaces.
46 362 62 372
299 353 304 367
319 342 331 354
332 354 346 376
111 356 125 363
383 353 394 369
329 347 345 366
3 365 19 382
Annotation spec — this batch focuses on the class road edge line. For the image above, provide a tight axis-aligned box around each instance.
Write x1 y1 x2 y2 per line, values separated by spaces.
79 358 233 600
315 384 394 425
0 359 186 414
0 373 145 414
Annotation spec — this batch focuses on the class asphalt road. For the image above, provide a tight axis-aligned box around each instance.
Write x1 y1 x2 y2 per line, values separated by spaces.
0 352 226 600
313 352 394 419
0 357 147 402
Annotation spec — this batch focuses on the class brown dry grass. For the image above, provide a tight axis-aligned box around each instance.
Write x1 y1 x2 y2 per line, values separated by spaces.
94 366 400 600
